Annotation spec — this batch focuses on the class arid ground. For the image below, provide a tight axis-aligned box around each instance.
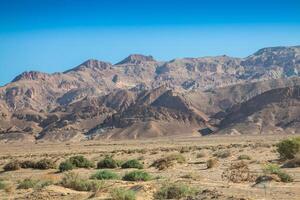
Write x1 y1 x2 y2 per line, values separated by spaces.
0 134 299 200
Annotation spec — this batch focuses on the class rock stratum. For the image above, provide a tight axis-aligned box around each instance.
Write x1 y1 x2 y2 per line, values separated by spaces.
1 45 300 142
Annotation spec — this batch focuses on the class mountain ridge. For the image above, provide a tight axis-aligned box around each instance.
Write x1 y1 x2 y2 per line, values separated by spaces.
1 45 300 142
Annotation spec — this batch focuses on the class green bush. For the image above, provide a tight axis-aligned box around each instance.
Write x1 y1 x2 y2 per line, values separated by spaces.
34 159 56 169
20 160 36 169
263 164 293 182
59 160 74 172
17 178 39 189
154 183 197 199
277 137 300 159
0 180 6 190
111 188 136 200
91 170 119 180
122 170 151 181
97 157 119 169
238 155 251 160
69 155 94 168
3 161 20 171
277 171 293 182
263 164 281 174
121 159 143 169
61 172 104 192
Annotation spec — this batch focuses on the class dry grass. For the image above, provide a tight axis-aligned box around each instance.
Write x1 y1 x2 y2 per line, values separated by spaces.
0 135 299 200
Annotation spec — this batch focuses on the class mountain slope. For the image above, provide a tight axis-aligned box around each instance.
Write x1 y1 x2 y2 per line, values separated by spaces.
214 86 300 135
1 45 300 142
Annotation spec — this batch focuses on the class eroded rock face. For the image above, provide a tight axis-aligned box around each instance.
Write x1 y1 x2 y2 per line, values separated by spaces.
1 45 300 141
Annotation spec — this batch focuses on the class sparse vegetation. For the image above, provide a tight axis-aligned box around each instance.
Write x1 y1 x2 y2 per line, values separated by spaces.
263 163 293 182
151 153 185 170
58 155 94 172
20 160 36 169
0 180 6 190
263 163 281 174
97 156 119 169
196 151 207 158
222 161 255 183
121 159 143 169
122 170 151 181
61 172 104 191
3 161 20 171
68 155 94 168
206 158 218 169
17 178 53 189
154 183 197 199
17 178 38 189
91 170 119 180
34 159 56 169
180 146 190 153
214 150 231 158
276 137 300 160
111 188 136 200
238 155 251 160
59 160 74 172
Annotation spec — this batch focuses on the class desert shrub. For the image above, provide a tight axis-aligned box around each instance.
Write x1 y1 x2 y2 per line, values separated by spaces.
121 159 143 169
277 171 293 182
222 161 255 183
69 155 94 168
111 188 136 200
20 160 36 169
97 156 119 169
282 154 300 168
276 137 300 160
59 160 74 172
263 163 281 174
34 159 56 169
196 151 207 158
0 180 6 190
263 163 293 182
180 146 190 153
154 183 197 199
122 170 151 181
91 170 119 180
61 172 104 191
17 178 39 189
3 161 20 171
213 150 231 158
151 154 185 170
206 158 218 169
238 155 251 160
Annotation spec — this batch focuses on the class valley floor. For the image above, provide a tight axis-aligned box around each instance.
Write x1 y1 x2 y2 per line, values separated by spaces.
0 134 299 200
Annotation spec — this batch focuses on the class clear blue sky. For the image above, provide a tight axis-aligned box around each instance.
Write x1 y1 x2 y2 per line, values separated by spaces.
0 0 300 86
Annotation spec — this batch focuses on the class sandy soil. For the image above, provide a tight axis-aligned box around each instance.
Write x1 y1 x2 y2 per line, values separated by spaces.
0 134 299 200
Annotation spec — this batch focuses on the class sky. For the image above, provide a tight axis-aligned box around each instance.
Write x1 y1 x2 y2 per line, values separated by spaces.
0 0 300 86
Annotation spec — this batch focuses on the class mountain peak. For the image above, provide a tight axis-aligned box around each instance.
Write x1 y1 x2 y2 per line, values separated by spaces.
116 54 156 65
12 71 49 82
64 59 112 73
252 45 300 56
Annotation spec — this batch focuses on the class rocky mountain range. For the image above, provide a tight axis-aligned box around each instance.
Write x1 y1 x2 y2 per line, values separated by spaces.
0 45 300 142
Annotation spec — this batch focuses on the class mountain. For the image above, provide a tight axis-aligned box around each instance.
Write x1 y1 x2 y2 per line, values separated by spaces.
214 86 300 135
0 45 300 142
